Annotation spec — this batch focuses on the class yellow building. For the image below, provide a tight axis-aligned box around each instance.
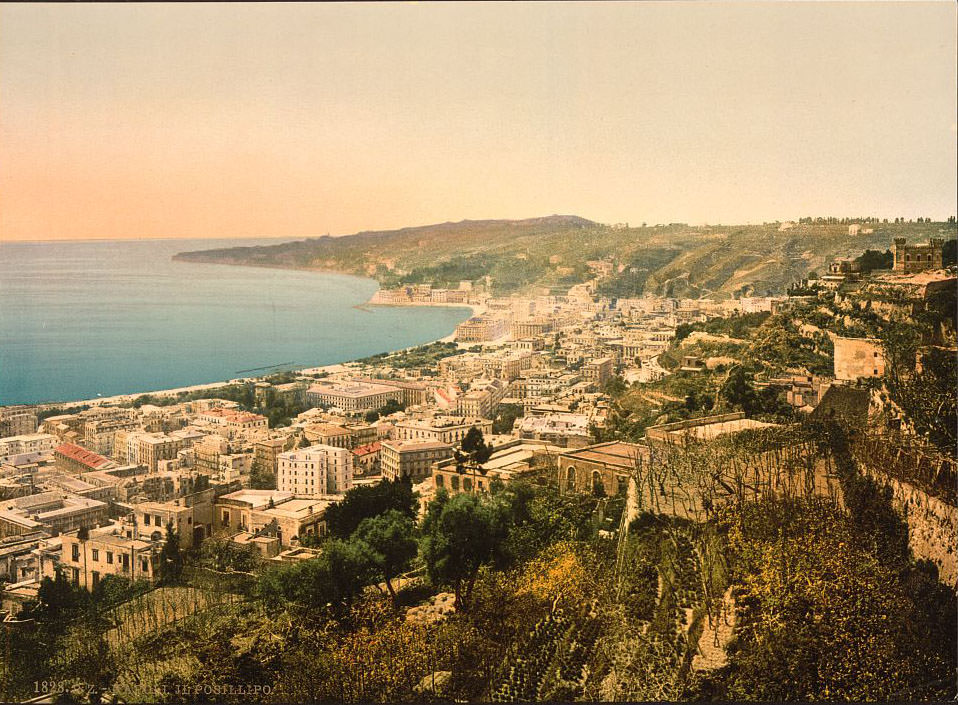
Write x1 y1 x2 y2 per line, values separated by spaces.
381 440 453 483
54 526 160 591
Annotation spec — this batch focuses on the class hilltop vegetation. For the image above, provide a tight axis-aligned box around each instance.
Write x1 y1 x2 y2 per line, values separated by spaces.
174 216 958 298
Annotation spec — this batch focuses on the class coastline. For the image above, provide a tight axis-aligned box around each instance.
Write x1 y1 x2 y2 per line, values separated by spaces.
28 290 479 411
366 299 485 343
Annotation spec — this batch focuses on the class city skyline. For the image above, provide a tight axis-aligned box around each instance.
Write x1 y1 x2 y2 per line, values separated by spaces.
1 1 956 241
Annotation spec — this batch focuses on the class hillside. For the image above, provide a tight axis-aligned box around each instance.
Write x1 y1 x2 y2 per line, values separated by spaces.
174 217 957 298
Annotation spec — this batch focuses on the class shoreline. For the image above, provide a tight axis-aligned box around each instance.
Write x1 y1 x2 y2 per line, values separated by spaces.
26 291 480 412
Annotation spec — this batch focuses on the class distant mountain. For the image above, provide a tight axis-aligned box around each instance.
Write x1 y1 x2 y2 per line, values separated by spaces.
174 216 957 299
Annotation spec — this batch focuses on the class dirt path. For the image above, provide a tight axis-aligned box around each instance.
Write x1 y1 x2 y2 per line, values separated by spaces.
691 587 736 672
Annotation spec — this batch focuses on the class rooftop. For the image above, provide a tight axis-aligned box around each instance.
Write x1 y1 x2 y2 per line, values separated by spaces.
257 497 335 519
54 443 112 469
382 440 453 453
308 381 403 398
560 441 648 469
217 489 295 509
352 441 381 457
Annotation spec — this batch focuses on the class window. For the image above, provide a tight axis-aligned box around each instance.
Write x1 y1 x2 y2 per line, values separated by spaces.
592 470 603 493
143 514 151 526
435 474 444 487
92 571 100 588
141 558 149 573
451 475 460 491
107 552 113 564
71 567 79 583
71 544 79 562
222 511 230 527
566 466 576 491
92 549 99 561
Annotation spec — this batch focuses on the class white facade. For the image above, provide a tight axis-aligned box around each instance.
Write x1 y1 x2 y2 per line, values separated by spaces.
306 382 403 412
0 433 57 459
277 443 353 497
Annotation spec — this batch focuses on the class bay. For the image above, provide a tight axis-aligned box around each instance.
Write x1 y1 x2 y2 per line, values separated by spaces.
0 238 470 405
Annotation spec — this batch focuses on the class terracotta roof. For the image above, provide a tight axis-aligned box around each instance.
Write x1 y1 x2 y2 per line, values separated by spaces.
352 441 381 457
55 443 112 469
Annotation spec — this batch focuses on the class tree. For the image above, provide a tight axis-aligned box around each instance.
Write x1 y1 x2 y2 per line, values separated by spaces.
720 366 758 412
35 567 83 621
942 238 957 266
602 375 628 398
853 248 893 274
159 521 184 585
420 493 511 610
365 398 406 422
196 537 259 574
461 427 493 464
250 458 277 490
492 403 524 435
257 538 375 614
324 476 417 539
354 510 418 605
92 574 149 608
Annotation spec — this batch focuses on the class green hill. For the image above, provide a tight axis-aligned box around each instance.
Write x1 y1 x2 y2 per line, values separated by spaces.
173 216 957 298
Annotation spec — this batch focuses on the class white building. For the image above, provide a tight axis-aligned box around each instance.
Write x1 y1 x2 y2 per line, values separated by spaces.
380 440 453 483
306 381 404 412
277 443 353 497
0 433 57 460
393 416 493 445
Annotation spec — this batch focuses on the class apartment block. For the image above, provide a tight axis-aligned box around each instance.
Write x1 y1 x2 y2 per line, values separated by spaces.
306 381 404 412
381 440 453 483
0 433 57 460
583 357 613 388
277 443 353 496
54 527 160 591
393 416 493 445
0 406 38 439
0 491 109 538
456 379 507 419
454 315 511 343
215 489 331 545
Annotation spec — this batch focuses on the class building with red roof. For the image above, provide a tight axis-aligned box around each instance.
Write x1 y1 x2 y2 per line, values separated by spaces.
54 443 116 474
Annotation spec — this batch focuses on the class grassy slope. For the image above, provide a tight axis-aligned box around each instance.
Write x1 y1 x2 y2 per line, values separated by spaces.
174 217 957 298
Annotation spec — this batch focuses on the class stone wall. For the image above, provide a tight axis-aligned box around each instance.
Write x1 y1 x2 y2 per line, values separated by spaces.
858 466 957 586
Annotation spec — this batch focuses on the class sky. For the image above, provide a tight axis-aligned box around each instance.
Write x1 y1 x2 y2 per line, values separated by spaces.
1 2 956 241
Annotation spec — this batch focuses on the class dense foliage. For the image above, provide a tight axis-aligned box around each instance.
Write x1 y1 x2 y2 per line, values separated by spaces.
324 476 417 539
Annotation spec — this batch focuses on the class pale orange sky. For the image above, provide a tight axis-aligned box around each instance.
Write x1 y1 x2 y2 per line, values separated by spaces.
1 2 956 241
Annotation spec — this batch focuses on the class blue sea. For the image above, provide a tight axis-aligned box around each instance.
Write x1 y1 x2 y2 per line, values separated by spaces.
0 238 470 405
